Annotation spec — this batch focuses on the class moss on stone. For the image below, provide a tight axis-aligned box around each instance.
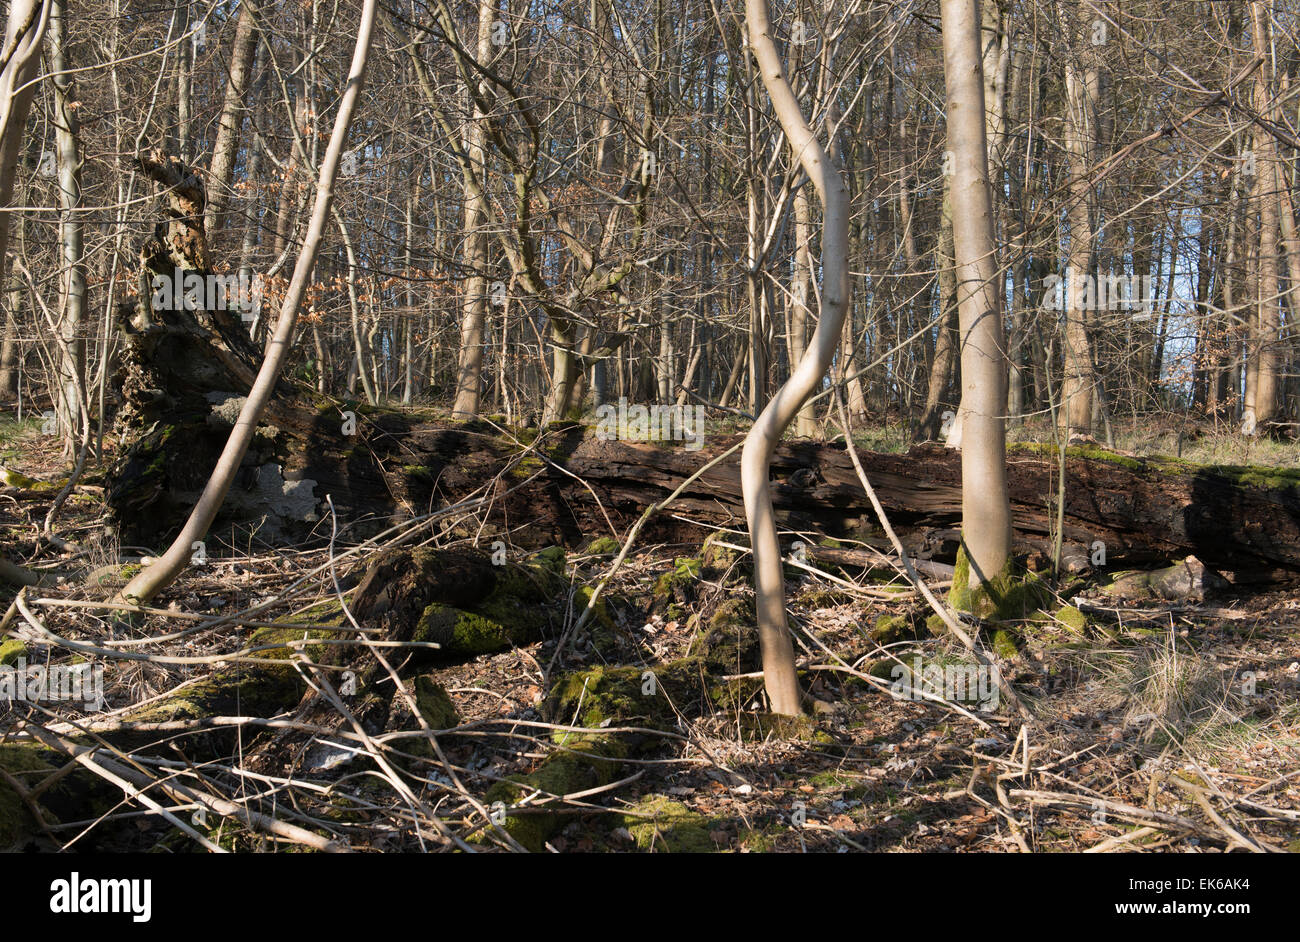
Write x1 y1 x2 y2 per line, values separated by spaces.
483 734 627 852
0 744 120 849
990 628 1019 659
736 711 835 745
701 532 746 581
689 598 759 674
573 585 614 630
1054 604 1088 634
413 603 517 656
622 794 719 852
707 674 766 712
0 467 62 491
547 658 708 735
251 599 349 663
414 675 459 730
583 537 621 556
871 614 910 645
0 638 25 667
0 744 52 848
653 556 701 609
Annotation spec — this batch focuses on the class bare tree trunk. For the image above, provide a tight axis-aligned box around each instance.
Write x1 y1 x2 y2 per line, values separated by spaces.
791 186 817 436
1244 0 1280 435
0 0 49 585
941 0 1012 588
451 0 495 418
1060 0 1103 439
742 0 852 715
917 188 959 441
47 0 86 454
203 0 260 244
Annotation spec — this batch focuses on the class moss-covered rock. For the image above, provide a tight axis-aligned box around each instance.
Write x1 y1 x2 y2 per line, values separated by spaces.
412 604 519 656
123 604 353 725
414 675 459 729
622 794 719 852
702 531 747 581
0 638 26 667
483 735 627 852
0 744 118 850
573 585 615 630
871 614 910 645
546 658 709 735
653 556 701 615
583 537 622 556
707 674 766 712
736 711 836 745
1054 604 1088 634
689 598 759 674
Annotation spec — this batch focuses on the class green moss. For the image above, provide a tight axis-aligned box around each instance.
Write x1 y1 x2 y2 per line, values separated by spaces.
125 661 305 723
871 614 910 644
737 824 783 852
0 743 122 850
85 562 144 589
547 658 708 735
0 639 25 666
491 549 568 602
574 585 614 629
701 532 746 580
622 795 719 852
583 537 621 556
1007 441 1146 472
817 537 843 548
689 598 759 674
0 468 62 490
483 735 627 852
251 599 349 663
1054 604 1088 634
990 628 1019 659
0 744 51 848
949 546 1050 622
414 603 515 656
414 675 459 729
654 557 701 607
736 711 835 745
1145 455 1300 491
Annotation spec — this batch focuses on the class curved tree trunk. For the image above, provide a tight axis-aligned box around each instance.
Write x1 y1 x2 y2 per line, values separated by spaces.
741 1 852 716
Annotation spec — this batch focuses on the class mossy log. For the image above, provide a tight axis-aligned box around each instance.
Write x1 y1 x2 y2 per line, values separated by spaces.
106 392 1300 584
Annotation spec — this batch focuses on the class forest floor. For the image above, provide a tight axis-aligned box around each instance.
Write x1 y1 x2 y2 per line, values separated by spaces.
1 414 1299 853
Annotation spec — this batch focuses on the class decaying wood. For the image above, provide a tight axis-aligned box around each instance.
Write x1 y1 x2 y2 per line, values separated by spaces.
106 401 1300 585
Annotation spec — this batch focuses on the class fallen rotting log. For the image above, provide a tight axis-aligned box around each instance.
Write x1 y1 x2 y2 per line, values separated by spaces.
107 404 1300 585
